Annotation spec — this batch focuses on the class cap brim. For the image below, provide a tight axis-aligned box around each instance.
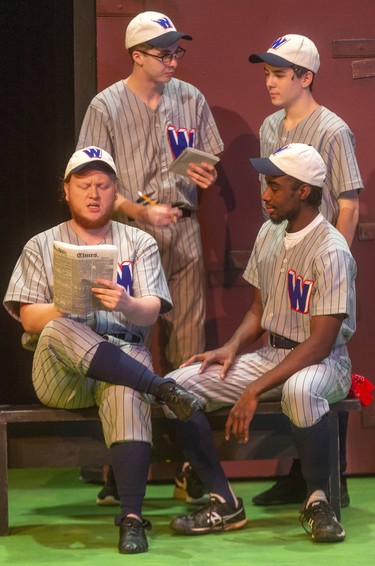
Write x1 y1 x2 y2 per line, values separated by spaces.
249 157 286 177
148 31 192 48
249 52 293 67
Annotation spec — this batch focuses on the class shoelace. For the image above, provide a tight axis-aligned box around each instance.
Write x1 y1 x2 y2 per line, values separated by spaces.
300 501 334 533
115 516 152 532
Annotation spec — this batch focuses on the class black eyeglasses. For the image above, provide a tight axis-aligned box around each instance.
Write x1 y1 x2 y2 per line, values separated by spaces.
136 47 186 65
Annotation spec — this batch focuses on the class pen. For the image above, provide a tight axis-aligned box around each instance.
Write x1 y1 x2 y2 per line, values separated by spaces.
137 191 177 223
138 191 158 206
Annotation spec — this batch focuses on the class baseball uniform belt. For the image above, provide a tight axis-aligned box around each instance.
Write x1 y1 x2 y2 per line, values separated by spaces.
175 207 192 218
104 333 142 344
270 333 300 349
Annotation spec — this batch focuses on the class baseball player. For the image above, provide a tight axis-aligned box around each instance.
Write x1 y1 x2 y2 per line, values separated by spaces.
248 33 363 507
3 146 203 554
77 11 222 372
77 9 220 506
165 144 356 543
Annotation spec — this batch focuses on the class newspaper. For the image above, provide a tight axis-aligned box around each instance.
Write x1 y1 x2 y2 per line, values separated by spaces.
53 241 118 316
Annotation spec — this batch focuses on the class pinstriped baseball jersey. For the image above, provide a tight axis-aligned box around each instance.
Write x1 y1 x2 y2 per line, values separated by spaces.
3 220 172 446
77 77 223 369
259 106 363 224
243 215 356 346
167 215 356 427
77 78 223 213
4 220 172 337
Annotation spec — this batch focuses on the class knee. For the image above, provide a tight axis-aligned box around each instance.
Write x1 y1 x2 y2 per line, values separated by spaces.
40 317 71 340
281 384 317 428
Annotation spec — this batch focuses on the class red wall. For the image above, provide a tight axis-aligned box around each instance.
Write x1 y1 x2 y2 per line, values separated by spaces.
95 0 375 473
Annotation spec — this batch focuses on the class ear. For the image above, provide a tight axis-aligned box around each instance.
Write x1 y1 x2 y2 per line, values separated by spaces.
298 183 311 201
301 70 314 89
63 182 70 202
132 50 143 66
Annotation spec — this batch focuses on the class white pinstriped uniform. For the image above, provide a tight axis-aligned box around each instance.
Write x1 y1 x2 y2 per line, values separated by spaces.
167 216 356 428
259 106 363 223
3 220 172 446
77 78 223 370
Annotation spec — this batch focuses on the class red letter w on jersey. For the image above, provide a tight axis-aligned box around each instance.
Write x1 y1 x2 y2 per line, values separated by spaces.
168 126 196 158
288 270 314 314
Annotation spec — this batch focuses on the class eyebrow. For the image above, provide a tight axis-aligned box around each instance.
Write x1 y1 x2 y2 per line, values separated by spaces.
264 66 291 74
265 177 283 187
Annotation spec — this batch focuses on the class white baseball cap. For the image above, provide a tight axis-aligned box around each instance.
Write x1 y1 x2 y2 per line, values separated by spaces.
125 11 192 50
250 143 326 187
64 147 117 180
249 34 320 73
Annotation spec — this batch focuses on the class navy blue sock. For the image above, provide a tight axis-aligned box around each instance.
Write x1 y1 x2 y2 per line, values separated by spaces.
88 341 174 393
111 441 152 519
291 414 330 497
171 411 236 508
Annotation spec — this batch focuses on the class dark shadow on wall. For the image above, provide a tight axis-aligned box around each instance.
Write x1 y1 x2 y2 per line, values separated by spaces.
199 107 264 349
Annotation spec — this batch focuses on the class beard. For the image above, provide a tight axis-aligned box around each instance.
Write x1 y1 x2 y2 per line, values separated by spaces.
68 205 113 230
270 216 284 225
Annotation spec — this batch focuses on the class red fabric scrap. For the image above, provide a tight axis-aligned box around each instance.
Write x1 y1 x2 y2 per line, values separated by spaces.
348 373 375 407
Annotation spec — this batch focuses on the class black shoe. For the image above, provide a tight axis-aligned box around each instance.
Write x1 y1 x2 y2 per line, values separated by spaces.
252 474 307 506
300 500 346 542
173 463 210 504
156 382 204 421
96 465 119 506
117 516 152 554
252 460 350 508
170 494 247 535
96 484 120 506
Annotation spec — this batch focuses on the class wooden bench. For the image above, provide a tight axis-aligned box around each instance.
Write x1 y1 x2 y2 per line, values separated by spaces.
0 398 361 535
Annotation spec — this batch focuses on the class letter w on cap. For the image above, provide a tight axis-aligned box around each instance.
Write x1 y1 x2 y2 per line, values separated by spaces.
270 37 289 50
83 147 102 159
153 17 173 29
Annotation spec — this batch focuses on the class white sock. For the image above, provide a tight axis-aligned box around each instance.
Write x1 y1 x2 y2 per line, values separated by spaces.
306 490 327 507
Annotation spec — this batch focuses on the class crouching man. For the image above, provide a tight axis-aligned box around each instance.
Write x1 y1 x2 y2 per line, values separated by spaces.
166 143 356 543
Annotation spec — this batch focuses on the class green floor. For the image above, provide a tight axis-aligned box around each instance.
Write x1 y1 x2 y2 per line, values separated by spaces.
1 468 374 565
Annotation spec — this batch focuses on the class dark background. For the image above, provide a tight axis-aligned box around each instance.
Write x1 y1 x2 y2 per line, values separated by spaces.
2 1 76 402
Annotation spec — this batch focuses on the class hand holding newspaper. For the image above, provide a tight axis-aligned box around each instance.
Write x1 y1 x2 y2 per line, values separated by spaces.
53 241 118 316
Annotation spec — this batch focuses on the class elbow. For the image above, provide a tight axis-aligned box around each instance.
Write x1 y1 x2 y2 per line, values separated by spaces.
20 317 40 334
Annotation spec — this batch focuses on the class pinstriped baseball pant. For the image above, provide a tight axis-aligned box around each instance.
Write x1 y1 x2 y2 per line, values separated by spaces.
32 318 154 446
134 214 205 371
166 345 352 427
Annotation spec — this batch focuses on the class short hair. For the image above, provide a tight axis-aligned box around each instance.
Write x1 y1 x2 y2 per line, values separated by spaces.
292 178 322 207
292 64 315 91
128 42 154 60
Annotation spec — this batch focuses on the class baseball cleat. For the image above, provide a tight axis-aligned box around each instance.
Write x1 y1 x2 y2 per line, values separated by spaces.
156 382 203 421
117 516 151 554
170 494 247 535
300 500 346 542
173 463 210 504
